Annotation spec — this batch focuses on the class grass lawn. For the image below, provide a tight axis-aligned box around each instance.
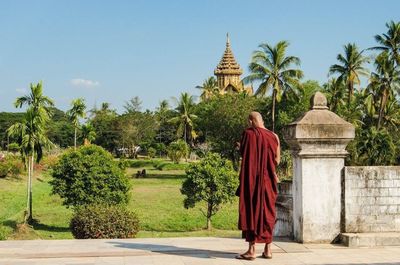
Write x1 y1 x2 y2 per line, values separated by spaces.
0 161 240 240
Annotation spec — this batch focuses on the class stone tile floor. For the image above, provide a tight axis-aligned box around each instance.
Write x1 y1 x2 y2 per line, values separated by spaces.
0 237 399 265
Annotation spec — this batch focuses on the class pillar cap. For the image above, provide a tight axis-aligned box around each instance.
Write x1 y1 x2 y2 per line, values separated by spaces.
283 92 355 142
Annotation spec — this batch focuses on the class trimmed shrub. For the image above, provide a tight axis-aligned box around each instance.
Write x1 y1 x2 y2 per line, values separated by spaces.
70 204 139 239
147 147 156 158
167 140 189 163
50 145 131 207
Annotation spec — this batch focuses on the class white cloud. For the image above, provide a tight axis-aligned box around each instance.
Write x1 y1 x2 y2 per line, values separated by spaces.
70 78 100 88
16 88 27 94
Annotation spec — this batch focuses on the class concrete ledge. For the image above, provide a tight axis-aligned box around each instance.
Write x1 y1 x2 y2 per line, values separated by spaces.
340 232 400 247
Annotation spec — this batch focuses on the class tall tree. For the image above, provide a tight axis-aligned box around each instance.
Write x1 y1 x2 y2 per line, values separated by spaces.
7 81 54 223
196 77 219 101
169 93 197 145
124 96 142 114
371 20 400 65
329 43 369 105
368 52 400 128
243 41 303 131
66 98 86 150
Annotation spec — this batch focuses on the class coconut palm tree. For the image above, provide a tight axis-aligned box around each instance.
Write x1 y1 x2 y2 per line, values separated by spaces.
169 93 197 145
368 52 400 128
371 21 400 65
66 98 86 150
323 78 346 113
196 77 219 101
329 43 369 105
80 123 96 145
243 41 303 131
8 81 54 223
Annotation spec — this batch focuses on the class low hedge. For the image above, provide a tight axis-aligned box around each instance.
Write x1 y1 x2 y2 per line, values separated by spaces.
70 204 139 239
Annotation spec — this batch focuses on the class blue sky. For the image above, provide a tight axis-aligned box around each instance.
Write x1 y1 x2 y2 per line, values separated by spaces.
0 0 399 113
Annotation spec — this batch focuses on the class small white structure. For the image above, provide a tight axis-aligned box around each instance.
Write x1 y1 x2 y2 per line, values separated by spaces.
283 92 355 243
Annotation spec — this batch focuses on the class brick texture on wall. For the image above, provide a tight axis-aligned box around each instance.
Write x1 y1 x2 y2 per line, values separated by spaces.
343 167 400 233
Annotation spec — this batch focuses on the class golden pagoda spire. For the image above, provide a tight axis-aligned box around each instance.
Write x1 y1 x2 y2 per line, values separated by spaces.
214 33 243 92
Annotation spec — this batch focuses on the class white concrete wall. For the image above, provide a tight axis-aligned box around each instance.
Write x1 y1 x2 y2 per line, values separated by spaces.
344 166 400 232
293 157 343 243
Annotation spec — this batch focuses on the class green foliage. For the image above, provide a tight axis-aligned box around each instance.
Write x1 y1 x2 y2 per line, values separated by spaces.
169 93 197 145
0 154 24 178
70 204 139 239
147 147 156 158
46 108 74 148
0 112 25 150
196 93 262 164
352 127 397 166
91 103 120 152
114 110 158 151
243 40 304 131
7 142 20 152
276 150 293 181
124 159 162 168
167 140 189 163
181 153 238 229
50 145 131 207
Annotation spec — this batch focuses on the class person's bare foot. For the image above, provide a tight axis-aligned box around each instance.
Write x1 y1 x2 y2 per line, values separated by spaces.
235 251 256 260
263 243 272 258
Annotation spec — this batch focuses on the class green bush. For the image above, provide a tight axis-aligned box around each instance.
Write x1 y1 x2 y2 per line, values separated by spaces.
7 142 20 153
70 204 139 239
50 145 131 207
167 140 189 163
126 159 162 168
0 154 24 178
181 152 238 229
147 147 156 158
0 227 7 240
39 154 59 171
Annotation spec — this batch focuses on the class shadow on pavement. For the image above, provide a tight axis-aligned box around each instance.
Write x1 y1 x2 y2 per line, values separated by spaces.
108 241 238 259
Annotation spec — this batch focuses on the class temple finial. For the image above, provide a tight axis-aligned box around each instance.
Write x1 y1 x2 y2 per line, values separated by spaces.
226 32 230 46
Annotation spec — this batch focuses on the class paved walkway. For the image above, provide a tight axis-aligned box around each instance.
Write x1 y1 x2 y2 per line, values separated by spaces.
1 237 400 265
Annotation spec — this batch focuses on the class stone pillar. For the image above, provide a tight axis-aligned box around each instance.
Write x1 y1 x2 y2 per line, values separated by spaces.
283 92 355 243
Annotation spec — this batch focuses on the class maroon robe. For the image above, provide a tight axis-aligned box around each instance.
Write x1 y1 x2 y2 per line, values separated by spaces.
238 127 278 243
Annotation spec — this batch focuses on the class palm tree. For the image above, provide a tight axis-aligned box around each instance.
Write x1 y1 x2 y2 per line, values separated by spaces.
329 43 369 105
243 41 303 131
169 93 197 145
7 81 54 223
371 21 400 65
323 78 346 113
66 98 86 150
368 52 400 128
196 77 219 101
80 123 96 145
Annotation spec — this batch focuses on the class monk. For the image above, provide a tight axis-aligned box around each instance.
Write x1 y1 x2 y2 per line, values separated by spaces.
236 111 280 260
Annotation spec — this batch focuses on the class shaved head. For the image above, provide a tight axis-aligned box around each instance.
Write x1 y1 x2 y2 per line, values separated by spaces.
248 111 265 128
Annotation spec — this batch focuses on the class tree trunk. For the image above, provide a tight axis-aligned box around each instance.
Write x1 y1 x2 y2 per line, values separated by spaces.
206 218 212 230
272 90 276 132
206 203 212 230
348 81 353 106
378 89 388 129
24 156 31 223
29 154 34 223
74 127 77 150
